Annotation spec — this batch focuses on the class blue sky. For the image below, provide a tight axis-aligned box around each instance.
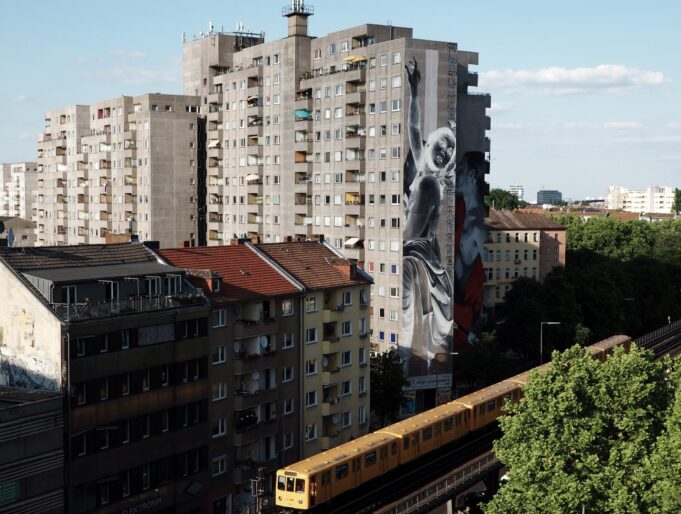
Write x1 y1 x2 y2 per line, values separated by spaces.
1 0 679 201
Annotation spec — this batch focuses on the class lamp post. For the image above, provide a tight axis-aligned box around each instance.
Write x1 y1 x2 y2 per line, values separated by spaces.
540 321 561 365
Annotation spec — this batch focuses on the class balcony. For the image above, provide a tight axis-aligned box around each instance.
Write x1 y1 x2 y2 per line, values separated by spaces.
51 289 205 321
233 350 278 374
232 317 278 339
232 387 278 411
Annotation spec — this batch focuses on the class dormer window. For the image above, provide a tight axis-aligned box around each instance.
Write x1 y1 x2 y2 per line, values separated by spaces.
213 278 221 293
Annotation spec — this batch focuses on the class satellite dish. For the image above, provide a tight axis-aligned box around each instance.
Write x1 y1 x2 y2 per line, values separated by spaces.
322 356 329 367
234 342 241 353
251 371 260 380
6 227 14 248
0 221 4 234
332 414 340 424
259 336 268 348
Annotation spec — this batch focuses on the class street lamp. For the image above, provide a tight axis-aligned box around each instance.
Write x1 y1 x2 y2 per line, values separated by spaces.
540 321 561 365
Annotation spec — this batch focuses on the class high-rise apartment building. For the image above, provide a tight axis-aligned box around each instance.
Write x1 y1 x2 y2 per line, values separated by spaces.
0 162 38 219
36 94 202 248
183 5 490 380
606 185 675 214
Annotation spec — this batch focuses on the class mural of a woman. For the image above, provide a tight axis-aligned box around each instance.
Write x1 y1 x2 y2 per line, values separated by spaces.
402 58 456 376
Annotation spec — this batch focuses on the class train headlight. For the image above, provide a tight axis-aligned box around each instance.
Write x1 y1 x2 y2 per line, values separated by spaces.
299 500 303 504
278 496 282 500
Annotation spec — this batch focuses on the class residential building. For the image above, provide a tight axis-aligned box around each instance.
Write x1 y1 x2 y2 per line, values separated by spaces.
536 189 563 205
184 7 490 376
157 243 303 511
606 185 675 214
0 216 36 247
0 387 64 512
0 242 219 514
256 240 372 458
35 94 202 248
508 184 524 202
0 162 38 219
482 209 566 305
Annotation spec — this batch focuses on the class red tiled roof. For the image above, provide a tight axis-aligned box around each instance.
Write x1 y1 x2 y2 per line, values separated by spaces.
157 245 300 302
256 241 371 290
486 209 566 230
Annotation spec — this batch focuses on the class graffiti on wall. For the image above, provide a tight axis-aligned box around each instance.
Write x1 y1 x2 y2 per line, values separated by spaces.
0 307 60 391
401 58 456 377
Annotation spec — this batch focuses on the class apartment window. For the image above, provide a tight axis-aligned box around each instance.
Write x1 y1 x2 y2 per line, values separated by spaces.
142 463 151 490
340 40 348 52
160 365 169 387
282 333 294 349
380 55 388 66
121 373 130 396
305 327 317 344
284 431 294 449
390 309 399 321
391 99 401 111
359 375 367 394
341 380 352 396
341 321 352 337
142 369 150 391
380 78 387 90
359 347 367 365
335 84 343 95
392 76 402 88
380 101 387 113
282 366 293 383
142 415 150 439
359 318 367 337
306 390 317 407
75 337 87 356
99 483 110 506
212 455 227 477
305 359 317 376
284 398 294 415
342 290 352 306
390 287 400 298
212 382 227 401
305 423 317 441
392 52 401 64
212 308 227 328
342 350 352 366
329 43 336 54
162 410 170 432
211 345 226 364
314 49 321 59
121 471 130 498
359 405 367 425
212 417 226 438
121 421 130 444
391 217 400 228
282 299 294 316
391 123 401 135
341 411 352 429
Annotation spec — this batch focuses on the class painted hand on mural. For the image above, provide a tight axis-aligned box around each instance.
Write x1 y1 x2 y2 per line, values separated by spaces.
402 57 456 376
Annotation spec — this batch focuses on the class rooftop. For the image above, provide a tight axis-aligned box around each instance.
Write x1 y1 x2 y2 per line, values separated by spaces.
486 209 565 231
0 386 61 411
256 241 371 290
158 245 301 302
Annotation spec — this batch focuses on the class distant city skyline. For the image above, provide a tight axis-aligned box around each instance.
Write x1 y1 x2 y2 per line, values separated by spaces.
1 0 679 199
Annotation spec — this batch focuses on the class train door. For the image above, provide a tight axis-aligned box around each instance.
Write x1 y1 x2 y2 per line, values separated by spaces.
352 457 361 486
309 475 317 507
380 445 389 473
318 470 332 504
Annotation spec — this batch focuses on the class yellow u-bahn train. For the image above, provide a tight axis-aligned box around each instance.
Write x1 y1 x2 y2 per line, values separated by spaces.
276 335 631 511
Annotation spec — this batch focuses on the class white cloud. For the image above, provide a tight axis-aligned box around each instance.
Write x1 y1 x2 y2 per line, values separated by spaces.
488 102 518 114
665 122 681 130
603 121 642 129
609 135 681 144
108 50 146 61
492 122 532 130
82 54 181 87
17 133 34 141
480 64 668 95
559 121 643 130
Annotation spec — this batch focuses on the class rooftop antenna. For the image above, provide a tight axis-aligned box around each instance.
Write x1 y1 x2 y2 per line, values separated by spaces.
208 20 214 33
181 31 186 44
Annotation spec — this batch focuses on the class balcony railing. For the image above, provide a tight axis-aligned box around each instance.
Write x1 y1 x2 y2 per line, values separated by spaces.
52 290 205 321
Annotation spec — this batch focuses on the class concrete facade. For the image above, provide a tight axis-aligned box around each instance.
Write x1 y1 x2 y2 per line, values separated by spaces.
183 11 490 357
0 162 38 219
606 185 676 214
36 95 202 248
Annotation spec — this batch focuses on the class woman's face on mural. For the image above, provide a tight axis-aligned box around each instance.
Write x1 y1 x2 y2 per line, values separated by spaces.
425 128 455 171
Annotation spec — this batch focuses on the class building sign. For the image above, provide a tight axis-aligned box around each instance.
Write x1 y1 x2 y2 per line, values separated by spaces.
0 480 21 508
115 495 163 514
404 373 453 391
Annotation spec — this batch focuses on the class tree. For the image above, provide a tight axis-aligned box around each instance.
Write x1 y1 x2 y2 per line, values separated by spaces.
497 277 546 359
484 345 676 514
370 349 410 427
455 331 506 391
485 188 521 210
672 188 681 214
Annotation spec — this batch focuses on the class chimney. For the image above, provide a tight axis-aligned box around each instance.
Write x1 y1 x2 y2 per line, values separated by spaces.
282 1 313 37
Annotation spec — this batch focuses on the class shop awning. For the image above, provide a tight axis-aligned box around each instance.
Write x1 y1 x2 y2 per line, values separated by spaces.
343 55 367 63
344 237 360 247
245 174 260 182
293 109 311 117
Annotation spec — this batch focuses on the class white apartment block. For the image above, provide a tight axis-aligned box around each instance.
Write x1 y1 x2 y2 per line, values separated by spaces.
184 5 490 353
35 94 202 247
0 162 38 219
508 184 525 202
606 185 675 214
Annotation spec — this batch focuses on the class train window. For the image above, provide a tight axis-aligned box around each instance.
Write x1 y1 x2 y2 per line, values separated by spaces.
380 446 388 458
286 477 295 492
413 432 419 444
435 423 441 435
455 414 461 426
365 451 377 467
403 437 410 450
322 471 331 485
336 463 348 480
487 400 496 412
352 458 360 472
277 476 286 490
391 442 398 455
444 417 453 431
422 427 433 440
295 479 305 493
478 405 485 415
503 393 512 402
